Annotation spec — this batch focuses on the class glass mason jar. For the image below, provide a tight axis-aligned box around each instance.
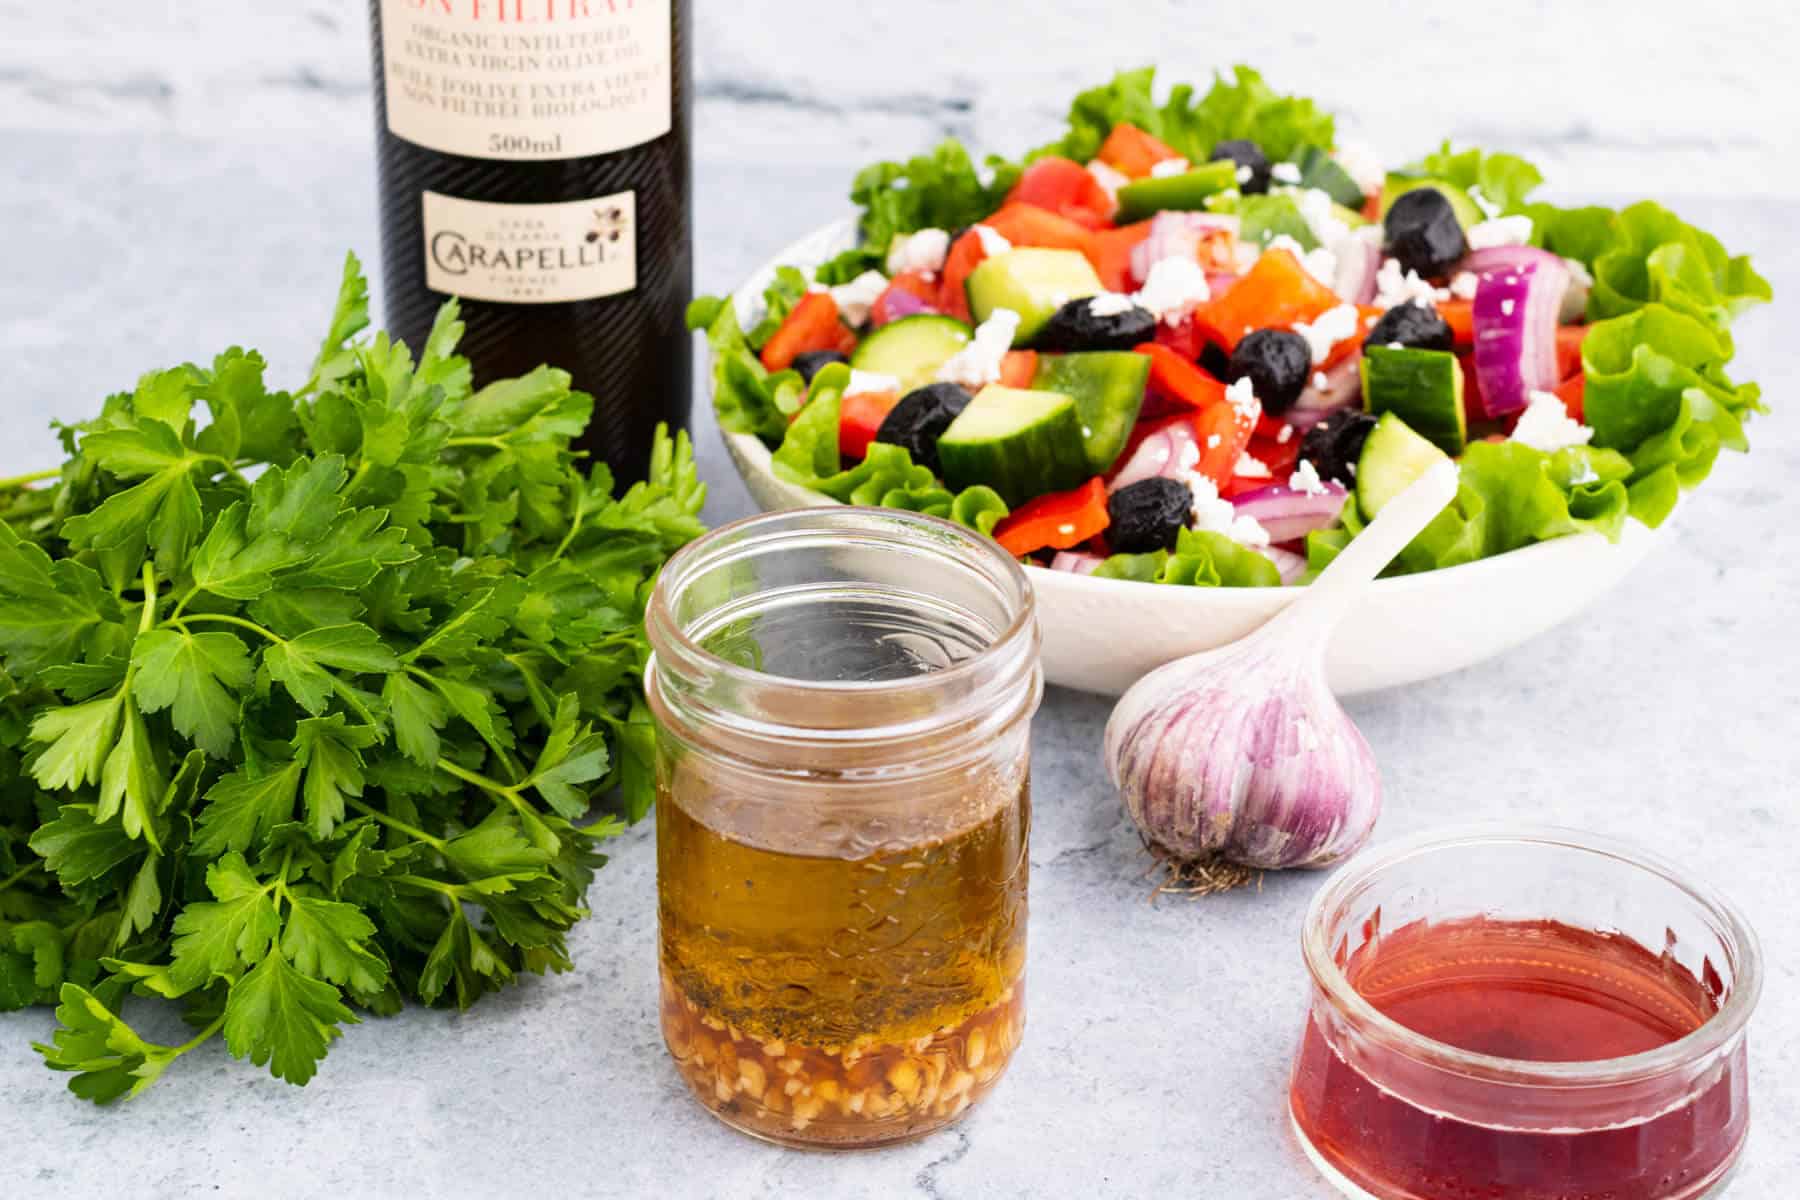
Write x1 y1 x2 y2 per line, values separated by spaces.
1290 826 1763 1200
645 508 1042 1149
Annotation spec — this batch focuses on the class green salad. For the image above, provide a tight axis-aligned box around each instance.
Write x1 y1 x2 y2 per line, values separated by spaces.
691 67 1770 586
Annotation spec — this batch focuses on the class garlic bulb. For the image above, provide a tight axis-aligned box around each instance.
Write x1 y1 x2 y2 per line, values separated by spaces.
1105 462 1460 873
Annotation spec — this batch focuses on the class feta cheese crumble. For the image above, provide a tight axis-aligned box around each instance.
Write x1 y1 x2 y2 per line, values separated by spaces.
1234 452 1272 479
846 369 901 397
936 308 1021 389
1500 298 1517 317
1087 291 1138 318
830 270 889 328
1289 459 1329 496
1185 473 1272 548
1292 303 1361 365
885 228 950 277
1311 371 1330 391
1265 234 1337 288
972 224 1012 258
1133 257 1211 322
1271 162 1303 185
1235 163 1254 185
1465 215 1534 252
1510 391 1595 453
1373 257 1440 310
1086 159 1131 201
1226 376 1258 418
1447 271 1480 300
1296 188 1351 250
1151 157 1192 179
1331 140 1386 196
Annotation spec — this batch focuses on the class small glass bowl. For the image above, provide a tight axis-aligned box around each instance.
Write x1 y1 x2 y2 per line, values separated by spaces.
1290 825 1762 1200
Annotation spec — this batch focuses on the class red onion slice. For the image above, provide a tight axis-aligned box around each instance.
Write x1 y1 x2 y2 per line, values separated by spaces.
1130 211 1240 287
1108 422 1201 492
1331 232 1382 305
1050 550 1105 575
1286 353 1363 431
1230 482 1348 543
1471 258 1569 417
871 288 937 326
1261 544 1309 585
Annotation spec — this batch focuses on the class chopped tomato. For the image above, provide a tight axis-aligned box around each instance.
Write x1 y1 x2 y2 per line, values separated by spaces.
938 230 988 323
1221 473 1273 499
1089 219 1155 291
1555 373 1586 423
1195 249 1341 352
1134 343 1228 412
1458 352 1486 423
1153 313 1207 362
1097 123 1185 179
998 350 1039 389
1435 299 1476 348
991 477 1110 558
983 203 1097 258
1556 324 1590 381
870 270 940 327
1362 192 1382 222
838 390 902 461
759 292 857 371
1008 156 1116 230
1191 395 1260 486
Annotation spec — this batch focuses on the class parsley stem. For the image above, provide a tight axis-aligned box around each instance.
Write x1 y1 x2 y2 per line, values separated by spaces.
390 874 463 899
0 863 43 893
444 436 507 450
549 485 587 563
139 563 159 635
346 799 447 851
172 1013 227 1058
434 757 522 802
173 612 282 643
0 466 60 489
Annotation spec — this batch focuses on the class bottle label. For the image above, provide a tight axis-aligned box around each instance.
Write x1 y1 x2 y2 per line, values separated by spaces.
422 190 637 303
380 0 672 161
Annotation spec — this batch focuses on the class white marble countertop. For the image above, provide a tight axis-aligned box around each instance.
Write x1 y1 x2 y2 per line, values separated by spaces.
0 116 1796 1198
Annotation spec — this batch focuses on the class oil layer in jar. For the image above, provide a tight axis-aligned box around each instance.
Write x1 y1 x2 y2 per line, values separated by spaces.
657 783 1028 1148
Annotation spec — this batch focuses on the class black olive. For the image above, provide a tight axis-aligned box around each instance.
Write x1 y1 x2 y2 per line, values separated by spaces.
1363 303 1455 353
1198 340 1232 381
1227 329 1312 416
1209 139 1271 195
1300 409 1378 486
1106 477 1193 553
791 350 850 384
1383 188 1468 279
1036 297 1157 352
874 383 973 473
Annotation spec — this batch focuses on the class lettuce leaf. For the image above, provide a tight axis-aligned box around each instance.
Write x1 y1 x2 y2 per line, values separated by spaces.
1308 442 1634 576
814 141 1020 287
1585 202 1772 331
1036 65 1334 166
1094 529 1282 588
1408 143 1545 214
771 366 1010 534
747 266 812 347
686 299 805 443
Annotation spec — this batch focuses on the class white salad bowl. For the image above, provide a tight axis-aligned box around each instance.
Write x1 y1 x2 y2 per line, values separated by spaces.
713 219 1664 696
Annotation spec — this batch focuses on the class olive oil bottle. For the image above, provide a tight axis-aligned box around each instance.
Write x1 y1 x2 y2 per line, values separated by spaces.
368 0 692 480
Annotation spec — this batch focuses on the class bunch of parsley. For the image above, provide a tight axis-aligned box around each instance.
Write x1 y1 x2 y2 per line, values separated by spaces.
0 254 704 1101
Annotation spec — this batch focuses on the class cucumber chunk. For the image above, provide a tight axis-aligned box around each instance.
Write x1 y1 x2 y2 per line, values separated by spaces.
1296 146 1367 210
937 385 1091 506
1356 412 1453 519
965 249 1104 346
849 315 972 392
1032 351 1149 474
1378 175 1484 232
1115 161 1241 222
1361 346 1467 455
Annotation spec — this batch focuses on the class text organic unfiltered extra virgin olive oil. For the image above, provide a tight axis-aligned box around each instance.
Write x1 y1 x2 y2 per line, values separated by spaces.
369 0 691 479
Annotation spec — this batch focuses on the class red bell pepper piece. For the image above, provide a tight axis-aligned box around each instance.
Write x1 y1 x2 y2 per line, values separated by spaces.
1555 324 1590 381
1153 313 1208 362
1362 193 1382 222
1435 299 1477 348
1008 156 1117 230
1554 373 1586 423
838 389 902 461
982 203 1097 258
1134 343 1228 412
1097 123 1185 179
991 477 1110 558
759 292 857 371
1089 219 1155 291
1248 432 1300 479
1195 249 1341 352
1191 396 1260 487
938 229 988 323
998 350 1039 389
